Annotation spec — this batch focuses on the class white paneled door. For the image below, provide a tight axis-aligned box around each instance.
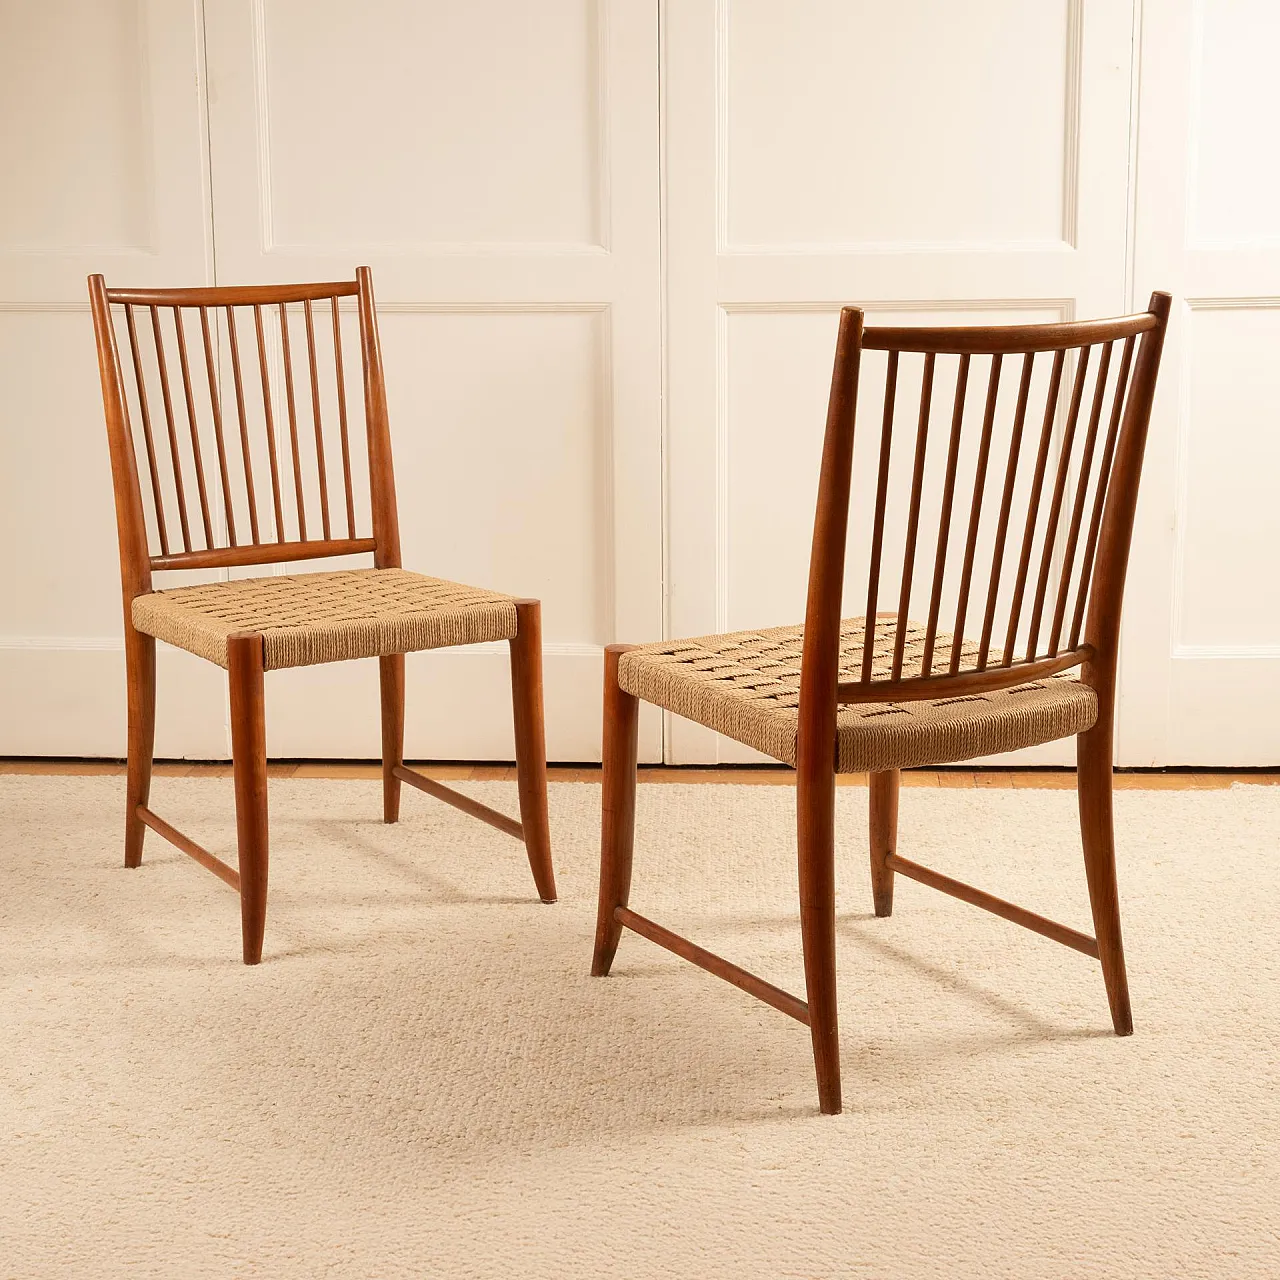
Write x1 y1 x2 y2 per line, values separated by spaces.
0 0 229 757
203 0 660 761
661 0 1138 763
1121 0 1280 764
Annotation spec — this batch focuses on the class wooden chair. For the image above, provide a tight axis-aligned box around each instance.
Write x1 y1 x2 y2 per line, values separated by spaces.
593 295 1172 1114
88 268 556 964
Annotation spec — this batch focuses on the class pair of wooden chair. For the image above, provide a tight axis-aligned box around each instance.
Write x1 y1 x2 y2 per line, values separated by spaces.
90 271 1170 1115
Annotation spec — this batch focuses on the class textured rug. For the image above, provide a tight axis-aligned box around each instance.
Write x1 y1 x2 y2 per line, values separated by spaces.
1 775 1277 1279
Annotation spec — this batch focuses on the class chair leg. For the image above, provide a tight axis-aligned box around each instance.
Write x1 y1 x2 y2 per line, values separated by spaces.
869 768 899 918
510 600 557 903
1077 723 1133 1036
592 645 639 977
797 758 841 1114
229 633 269 966
123 627 156 869
380 653 405 824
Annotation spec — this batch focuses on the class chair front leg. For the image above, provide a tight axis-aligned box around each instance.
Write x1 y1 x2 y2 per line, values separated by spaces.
869 768 899 917
592 645 639 976
509 600 556 903
380 653 405 824
798 757 841 1115
124 625 156 869
228 632 269 966
1077 721 1132 1035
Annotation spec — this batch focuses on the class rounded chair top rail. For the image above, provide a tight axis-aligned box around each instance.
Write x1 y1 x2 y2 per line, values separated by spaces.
97 280 361 307
859 311 1156 355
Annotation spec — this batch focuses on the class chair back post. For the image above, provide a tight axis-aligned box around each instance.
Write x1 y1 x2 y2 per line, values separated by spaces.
356 266 402 570
796 307 864 774
1080 290 1172 708
88 273 152 604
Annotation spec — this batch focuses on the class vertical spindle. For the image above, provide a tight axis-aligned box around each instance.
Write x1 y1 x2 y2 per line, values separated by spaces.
921 353 970 676
199 306 237 547
278 302 307 541
977 353 1035 669
1001 348 1065 665
253 305 287 542
225 306 261 544
949 354 1002 673
861 351 898 681
149 304 192 552
331 296 356 539
123 304 169 555
891 353 935 680
1025 345 1092 660
1070 335 1136 649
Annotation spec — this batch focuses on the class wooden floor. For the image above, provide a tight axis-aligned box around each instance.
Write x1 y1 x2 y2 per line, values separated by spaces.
1 759 1276 789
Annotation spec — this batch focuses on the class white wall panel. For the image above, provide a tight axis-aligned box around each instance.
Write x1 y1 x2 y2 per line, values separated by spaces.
0 0 149 251
0 312 122 637
664 0 1134 763
253 0 603 251
1189 0 1280 248
0 0 218 756
203 0 661 760
257 305 615 762
379 309 610 641
723 0 1075 250
1126 0 1280 764
1176 305 1280 650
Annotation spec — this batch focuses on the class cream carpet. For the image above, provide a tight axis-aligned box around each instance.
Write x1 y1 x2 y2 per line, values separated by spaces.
2 775 1277 1279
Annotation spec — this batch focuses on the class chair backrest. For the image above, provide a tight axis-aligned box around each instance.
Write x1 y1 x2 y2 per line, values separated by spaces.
797 294 1171 770
88 267 400 603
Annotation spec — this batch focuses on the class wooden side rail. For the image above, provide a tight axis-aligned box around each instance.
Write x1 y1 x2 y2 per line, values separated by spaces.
393 765 524 841
150 538 376 572
837 647 1092 704
136 806 240 891
886 854 1099 958
615 907 811 1025
138 766 529 897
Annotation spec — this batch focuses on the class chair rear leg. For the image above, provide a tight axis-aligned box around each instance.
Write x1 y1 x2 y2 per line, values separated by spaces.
510 600 556 903
798 759 841 1114
380 653 405 824
124 627 156 869
229 633 269 966
869 768 899 918
592 645 639 977
1077 723 1132 1035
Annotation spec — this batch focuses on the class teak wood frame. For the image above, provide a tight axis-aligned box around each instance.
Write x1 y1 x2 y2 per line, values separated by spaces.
89 268 556 964
594 295 1172 1114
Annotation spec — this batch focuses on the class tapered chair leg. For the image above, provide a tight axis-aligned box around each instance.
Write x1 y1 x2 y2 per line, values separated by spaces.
510 600 556 903
229 633 269 966
1077 723 1132 1036
869 768 899 918
592 645 639 977
797 760 841 1114
123 627 156 869
380 653 405 824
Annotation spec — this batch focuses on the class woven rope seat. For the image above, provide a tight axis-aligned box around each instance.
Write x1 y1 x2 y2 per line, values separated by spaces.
132 568 518 671
618 618 1099 774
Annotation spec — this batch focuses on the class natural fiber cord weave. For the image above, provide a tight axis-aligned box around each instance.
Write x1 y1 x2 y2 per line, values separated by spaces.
132 569 519 670
618 618 1098 773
